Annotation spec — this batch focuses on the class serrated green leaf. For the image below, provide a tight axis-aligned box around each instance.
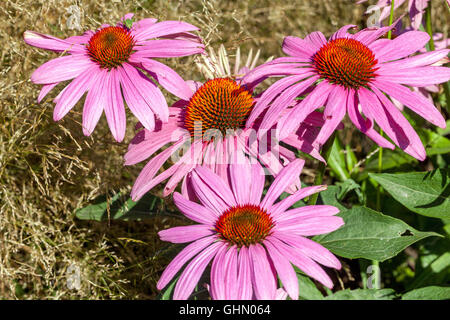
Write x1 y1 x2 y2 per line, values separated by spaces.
325 288 396 300
75 192 162 221
369 169 450 219
402 286 450 300
313 206 441 261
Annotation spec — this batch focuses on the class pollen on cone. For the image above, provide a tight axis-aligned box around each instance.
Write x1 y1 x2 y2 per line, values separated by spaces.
87 26 135 69
313 38 378 88
215 204 274 247
184 78 254 139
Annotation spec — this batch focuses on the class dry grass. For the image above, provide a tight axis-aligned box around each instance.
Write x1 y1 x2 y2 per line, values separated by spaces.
0 0 447 299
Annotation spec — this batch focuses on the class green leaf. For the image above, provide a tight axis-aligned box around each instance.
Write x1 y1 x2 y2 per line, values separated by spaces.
369 169 450 219
318 185 347 212
417 128 450 156
408 252 450 290
364 149 417 174
313 206 441 261
295 270 324 300
325 288 396 300
75 192 163 221
158 276 179 300
402 286 450 300
328 136 350 182
336 179 363 204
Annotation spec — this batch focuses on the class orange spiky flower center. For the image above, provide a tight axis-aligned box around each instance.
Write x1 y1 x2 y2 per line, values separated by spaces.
87 26 135 69
313 38 378 89
184 78 254 141
215 204 274 247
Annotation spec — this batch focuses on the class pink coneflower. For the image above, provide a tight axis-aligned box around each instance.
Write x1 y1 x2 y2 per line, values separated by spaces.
24 13 204 142
243 25 450 161
125 46 331 200
357 0 431 30
157 159 343 300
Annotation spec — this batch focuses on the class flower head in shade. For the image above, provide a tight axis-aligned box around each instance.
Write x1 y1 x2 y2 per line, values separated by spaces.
243 25 450 161
24 13 204 142
157 158 343 300
357 0 431 30
125 46 332 200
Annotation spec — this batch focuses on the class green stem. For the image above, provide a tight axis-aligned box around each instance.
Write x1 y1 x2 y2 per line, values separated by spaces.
425 3 435 51
372 0 395 290
387 0 395 39
307 132 336 206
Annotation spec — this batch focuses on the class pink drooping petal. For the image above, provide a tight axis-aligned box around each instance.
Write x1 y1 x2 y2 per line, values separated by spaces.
236 246 253 300
261 159 305 211
282 36 318 58
124 129 178 166
82 68 108 136
192 166 237 210
347 89 395 149
24 30 85 53
173 241 222 300
249 244 277 300
260 75 319 130
246 74 316 127
130 138 186 200
275 233 341 270
163 162 198 197
133 39 204 58
121 62 169 123
373 31 430 62
370 86 426 160
37 83 58 103
248 161 266 205
380 49 450 69
174 188 219 222
138 58 193 100
352 22 398 45
134 20 200 42
157 235 216 290
265 239 299 300
210 244 228 300
159 224 214 243
277 81 333 140
222 246 239 299
229 156 252 205
31 54 93 84
305 31 327 49
314 85 348 148
275 215 345 236
270 185 328 219
272 236 334 289
117 65 155 131
377 66 450 87
242 63 311 85
103 68 126 142
330 25 357 40
372 79 446 128
278 205 341 222
52 64 99 121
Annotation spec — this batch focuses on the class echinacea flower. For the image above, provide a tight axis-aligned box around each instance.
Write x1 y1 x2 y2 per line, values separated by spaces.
24 13 204 142
157 158 343 300
243 25 450 160
357 0 431 30
125 46 331 200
